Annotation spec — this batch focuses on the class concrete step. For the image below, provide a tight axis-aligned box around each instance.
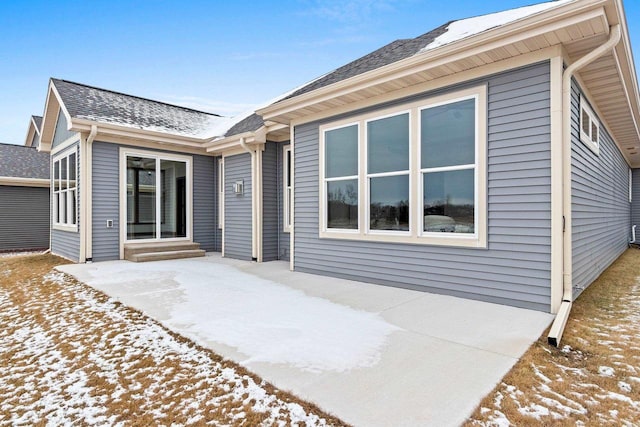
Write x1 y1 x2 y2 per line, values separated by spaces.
124 241 201 258
128 249 206 263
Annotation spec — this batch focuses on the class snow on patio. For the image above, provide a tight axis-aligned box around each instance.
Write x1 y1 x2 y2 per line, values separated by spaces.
0 254 345 425
60 258 400 374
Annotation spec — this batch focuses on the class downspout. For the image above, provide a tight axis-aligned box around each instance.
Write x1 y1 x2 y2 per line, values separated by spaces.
548 24 621 347
85 125 97 262
239 137 258 260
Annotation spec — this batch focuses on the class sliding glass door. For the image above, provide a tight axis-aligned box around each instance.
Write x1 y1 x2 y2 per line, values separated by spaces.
126 153 189 241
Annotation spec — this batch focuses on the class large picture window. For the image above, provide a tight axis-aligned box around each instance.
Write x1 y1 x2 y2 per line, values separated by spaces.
53 150 77 229
123 151 191 241
319 86 486 248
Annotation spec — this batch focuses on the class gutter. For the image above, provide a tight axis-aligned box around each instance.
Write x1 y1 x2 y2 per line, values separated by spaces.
86 125 97 262
548 24 622 347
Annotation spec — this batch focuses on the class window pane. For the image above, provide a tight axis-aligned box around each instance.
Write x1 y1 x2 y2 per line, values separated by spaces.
60 157 68 190
327 179 358 229
54 193 59 223
161 160 187 238
70 190 76 225
370 175 409 231
326 125 358 178
591 122 598 143
54 161 60 192
68 153 76 189
582 109 590 135
367 113 409 174
424 169 474 234
59 192 66 224
421 99 475 168
127 156 156 240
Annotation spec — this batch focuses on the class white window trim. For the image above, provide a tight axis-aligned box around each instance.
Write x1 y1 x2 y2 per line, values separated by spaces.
579 97 600 155
320 121 361 234
318 85 487 248
283 145 293 232
119 148 193 245
218 157 224 229
52 148 78 232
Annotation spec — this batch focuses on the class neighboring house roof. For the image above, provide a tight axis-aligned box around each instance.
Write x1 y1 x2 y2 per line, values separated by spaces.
32 115 43 132
51 78 233 139
0 143 50 179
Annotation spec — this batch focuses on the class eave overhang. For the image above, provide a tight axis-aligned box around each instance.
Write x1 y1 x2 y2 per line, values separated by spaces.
258 0 640 167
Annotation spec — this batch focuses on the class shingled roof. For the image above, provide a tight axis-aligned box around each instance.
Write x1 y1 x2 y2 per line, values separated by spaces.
52 79 232 139
0 143 50 179
32 115 43 133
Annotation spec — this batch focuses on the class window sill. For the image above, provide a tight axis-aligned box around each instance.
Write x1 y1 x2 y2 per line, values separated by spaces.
53 224 78 233
319 230 487 248
579 133 600 155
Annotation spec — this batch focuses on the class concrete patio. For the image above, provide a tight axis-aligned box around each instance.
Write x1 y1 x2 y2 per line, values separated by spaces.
58 253 553 426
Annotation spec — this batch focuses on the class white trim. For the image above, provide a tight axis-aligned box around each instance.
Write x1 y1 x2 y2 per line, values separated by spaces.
52 148 78 232
51 134 80 156
289 126 295 271
579 96 600 155
550 55 564 314
118 148 193 248
0 177 49 188
318 85 487 248
218 157 224 229
319 121 361 234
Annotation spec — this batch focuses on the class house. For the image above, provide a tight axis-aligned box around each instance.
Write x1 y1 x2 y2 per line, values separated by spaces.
36 0 640 345
0 116 50 251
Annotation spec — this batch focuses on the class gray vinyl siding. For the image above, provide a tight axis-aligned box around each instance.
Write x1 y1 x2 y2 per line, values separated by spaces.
0 186 49 251
293 61 552 311
193 155 217 252
224 153 252 260
92 142 119 261
91 142 219 260
51 143 80 262
31 132 40 149
570 82 631 297
262 142 279 261
52 110 77 149
278 142 290 260
632 169 640 227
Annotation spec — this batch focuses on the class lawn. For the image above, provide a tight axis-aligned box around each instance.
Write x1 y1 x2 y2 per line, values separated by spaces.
466 249 640 426
0 253 347 426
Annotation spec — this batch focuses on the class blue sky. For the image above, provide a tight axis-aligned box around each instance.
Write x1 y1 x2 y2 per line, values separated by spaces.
1 0 639 145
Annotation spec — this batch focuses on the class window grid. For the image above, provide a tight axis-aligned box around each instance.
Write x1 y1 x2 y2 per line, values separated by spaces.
52 150 77 229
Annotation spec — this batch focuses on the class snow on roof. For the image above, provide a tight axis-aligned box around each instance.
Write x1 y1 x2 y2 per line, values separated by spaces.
422 0 575 52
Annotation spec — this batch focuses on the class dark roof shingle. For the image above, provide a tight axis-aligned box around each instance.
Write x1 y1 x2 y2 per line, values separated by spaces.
52 79 229 139
0 143 50 179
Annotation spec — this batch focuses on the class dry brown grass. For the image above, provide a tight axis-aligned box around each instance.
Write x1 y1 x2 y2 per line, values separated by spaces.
465 249 640 426
0 253 349 426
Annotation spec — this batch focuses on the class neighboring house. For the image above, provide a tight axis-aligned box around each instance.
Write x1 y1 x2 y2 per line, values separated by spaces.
36 0 640 345
0 135 50 251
